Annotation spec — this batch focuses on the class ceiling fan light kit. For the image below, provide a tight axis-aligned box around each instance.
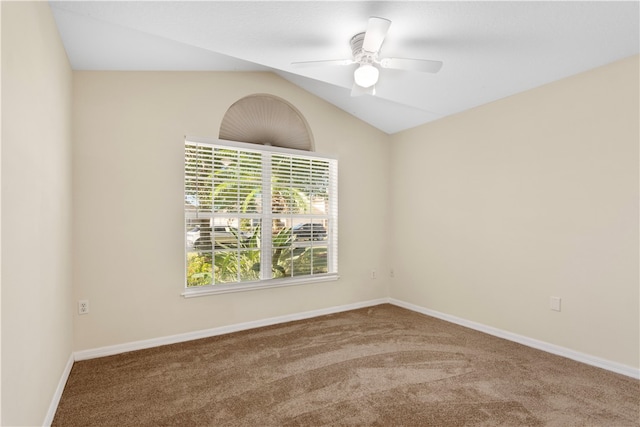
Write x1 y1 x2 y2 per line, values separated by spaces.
354 64 379 88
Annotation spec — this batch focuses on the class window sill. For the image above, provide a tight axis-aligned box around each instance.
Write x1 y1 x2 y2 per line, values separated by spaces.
181 274 340 298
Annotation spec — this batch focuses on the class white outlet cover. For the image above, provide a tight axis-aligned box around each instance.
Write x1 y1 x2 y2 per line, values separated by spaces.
78 300 89 314
550 297 561 312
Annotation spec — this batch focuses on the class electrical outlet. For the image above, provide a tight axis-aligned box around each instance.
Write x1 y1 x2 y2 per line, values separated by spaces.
78 300 89 315
371 270 376 279
550 297 561 312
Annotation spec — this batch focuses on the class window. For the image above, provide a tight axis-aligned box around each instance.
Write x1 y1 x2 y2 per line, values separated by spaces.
184 138 338 296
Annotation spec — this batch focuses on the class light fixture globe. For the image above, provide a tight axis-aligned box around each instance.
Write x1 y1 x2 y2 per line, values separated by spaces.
354 64 379 88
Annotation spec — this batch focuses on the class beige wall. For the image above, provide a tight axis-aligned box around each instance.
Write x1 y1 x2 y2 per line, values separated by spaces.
72 71 391 351
390 55 639 369
1 2 73 425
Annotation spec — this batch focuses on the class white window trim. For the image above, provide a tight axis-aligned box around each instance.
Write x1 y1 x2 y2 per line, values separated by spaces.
182 273 340 298
183 136 339 298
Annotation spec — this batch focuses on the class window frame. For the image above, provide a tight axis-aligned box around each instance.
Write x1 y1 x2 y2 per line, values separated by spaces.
182 136 338 298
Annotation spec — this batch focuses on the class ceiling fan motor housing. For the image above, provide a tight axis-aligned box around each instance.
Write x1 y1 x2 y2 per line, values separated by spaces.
350 32 377 65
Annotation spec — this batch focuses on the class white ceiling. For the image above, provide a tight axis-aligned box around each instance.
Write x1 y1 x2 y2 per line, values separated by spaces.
50 1 639 134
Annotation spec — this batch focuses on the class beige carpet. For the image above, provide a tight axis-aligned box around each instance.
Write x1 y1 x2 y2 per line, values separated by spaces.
53 304 639 426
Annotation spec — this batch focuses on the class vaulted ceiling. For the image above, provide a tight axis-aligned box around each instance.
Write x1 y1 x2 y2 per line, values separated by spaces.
50 1 639 134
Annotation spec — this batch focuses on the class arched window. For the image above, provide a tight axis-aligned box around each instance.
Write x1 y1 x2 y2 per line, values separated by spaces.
183 95 337 297
219 94 314 151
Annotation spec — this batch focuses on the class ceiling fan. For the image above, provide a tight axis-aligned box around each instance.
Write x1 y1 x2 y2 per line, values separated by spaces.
292 16 443 96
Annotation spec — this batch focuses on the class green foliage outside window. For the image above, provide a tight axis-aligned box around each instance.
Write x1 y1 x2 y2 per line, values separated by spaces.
186 226 328 287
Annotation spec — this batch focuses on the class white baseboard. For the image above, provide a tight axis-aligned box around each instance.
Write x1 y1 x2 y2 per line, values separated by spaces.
389 298 640 380
47 297 638 426
74 298 388 361
72 296 640 380
43 353 74 426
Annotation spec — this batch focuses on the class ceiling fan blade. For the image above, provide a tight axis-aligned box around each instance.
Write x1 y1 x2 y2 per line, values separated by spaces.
362 17 391 52
291 59 354 68
379 57 443 73
351 83 376 97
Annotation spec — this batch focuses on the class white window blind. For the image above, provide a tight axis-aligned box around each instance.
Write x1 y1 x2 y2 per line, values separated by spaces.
184 138 338 295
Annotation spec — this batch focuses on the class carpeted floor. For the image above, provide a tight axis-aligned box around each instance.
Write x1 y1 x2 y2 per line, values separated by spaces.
53 304 639 426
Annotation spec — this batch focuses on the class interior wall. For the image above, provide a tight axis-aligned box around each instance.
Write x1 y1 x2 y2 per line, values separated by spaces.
1 2 73 425
390 55 639 369
72 71 391 351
